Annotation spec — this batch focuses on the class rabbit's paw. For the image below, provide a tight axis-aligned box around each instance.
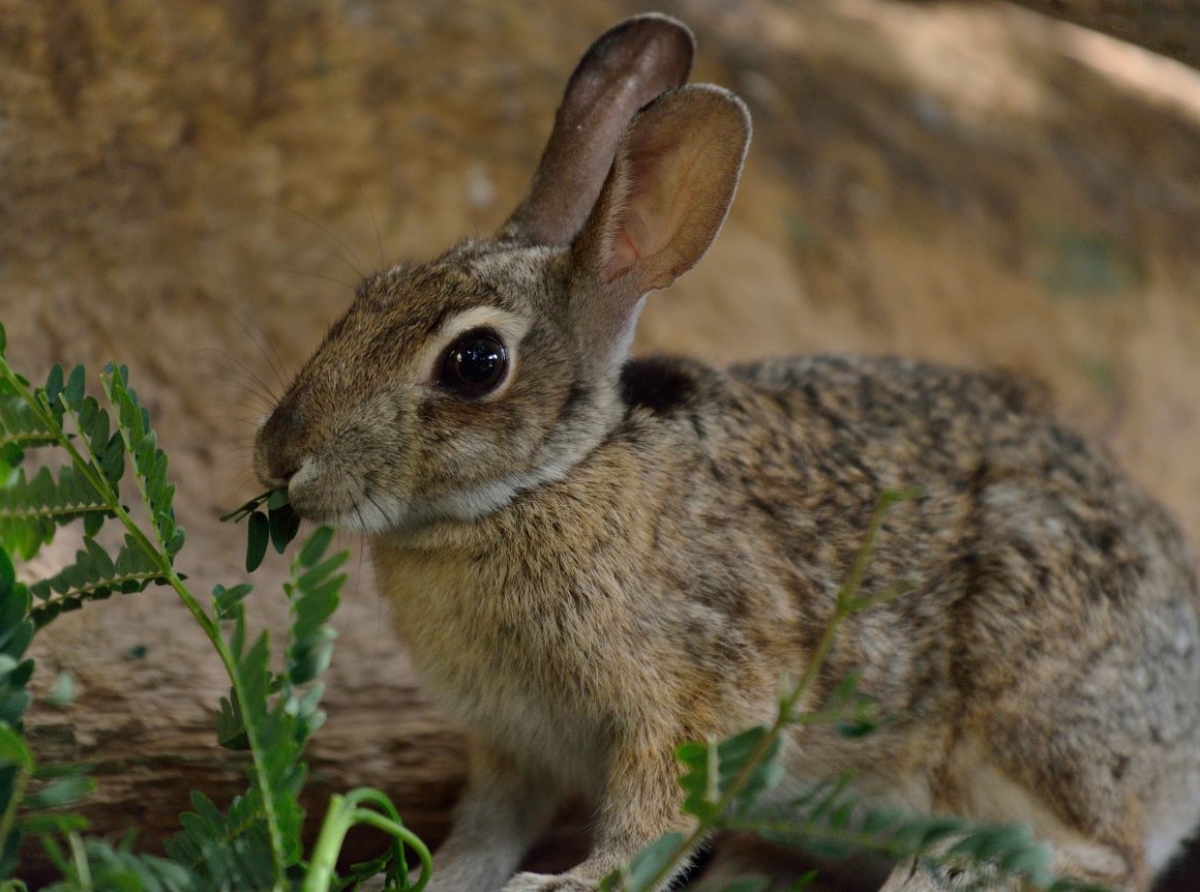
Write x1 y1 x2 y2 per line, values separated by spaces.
501 873 594 892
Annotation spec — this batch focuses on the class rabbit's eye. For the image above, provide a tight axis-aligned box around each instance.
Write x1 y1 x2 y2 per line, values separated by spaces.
438 328 509 398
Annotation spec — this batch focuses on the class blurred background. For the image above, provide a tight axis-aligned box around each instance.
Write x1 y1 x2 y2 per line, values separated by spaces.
1 0 1198 887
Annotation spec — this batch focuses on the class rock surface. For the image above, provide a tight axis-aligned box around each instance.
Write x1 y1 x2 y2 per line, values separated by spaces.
1 0 1198 887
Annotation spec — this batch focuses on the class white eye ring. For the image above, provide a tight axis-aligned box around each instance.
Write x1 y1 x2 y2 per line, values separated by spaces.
420 306 529 402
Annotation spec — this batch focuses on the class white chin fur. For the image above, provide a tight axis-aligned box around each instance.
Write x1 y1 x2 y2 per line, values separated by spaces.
334 452 582 534
332 497 403 534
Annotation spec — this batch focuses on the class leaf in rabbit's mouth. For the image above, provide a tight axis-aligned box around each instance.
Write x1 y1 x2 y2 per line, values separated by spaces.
222 487 301 571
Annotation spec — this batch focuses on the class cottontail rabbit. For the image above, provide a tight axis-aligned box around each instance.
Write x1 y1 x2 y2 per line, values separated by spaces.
254 14 1200 892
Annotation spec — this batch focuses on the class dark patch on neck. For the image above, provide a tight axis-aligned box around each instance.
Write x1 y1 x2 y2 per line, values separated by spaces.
620 357 697 415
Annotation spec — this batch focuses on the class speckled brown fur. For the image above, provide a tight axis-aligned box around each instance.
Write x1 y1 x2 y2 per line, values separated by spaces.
254 15 1200 892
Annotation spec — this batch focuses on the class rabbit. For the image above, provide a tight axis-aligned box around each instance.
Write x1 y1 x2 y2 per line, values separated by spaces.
253 13 1200 892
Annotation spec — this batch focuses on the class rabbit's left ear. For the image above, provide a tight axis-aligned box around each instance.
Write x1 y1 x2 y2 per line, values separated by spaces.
501 14 695 246
572 85 750 303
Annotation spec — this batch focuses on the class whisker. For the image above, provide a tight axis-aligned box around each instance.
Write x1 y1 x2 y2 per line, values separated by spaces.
195 293 290 392
359 183 386 270
363 490 391 529
355 531 366 599
193 348 280 405
210 445 258 459
192 373 277 414
288 210 366 280
353 503 370 537
201 416 262 428
266 267 357 294
190 361 275 402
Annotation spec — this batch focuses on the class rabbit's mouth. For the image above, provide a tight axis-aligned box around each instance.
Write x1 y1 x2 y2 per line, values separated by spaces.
270 450 501 532
274 455 392 533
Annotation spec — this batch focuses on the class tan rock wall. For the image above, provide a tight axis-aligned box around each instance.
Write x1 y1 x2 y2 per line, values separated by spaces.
2 0 1198 887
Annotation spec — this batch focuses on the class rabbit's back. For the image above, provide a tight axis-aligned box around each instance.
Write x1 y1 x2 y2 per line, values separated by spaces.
622 353 1200 867
640 352 1200 711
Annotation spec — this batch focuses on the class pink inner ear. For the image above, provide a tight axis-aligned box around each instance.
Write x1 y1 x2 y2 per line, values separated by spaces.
584 85 749 294
600 137 699 287
602 212 646 283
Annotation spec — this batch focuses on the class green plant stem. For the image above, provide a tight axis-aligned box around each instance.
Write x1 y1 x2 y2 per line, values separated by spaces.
101 372 291 887
67 833 91 891
304 788 432 892
0 763 32 854
0 368 118 537
0 363 291 888
0 506 109 525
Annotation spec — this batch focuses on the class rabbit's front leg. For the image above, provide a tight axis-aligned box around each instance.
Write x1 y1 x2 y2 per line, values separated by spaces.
427 738 561 892
503 739 695 892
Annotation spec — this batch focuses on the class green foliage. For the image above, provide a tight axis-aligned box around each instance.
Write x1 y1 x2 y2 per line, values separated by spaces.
221 490 300 574
0 353 181 629
164 528 350 888
0 324 430 891
41 836 195 892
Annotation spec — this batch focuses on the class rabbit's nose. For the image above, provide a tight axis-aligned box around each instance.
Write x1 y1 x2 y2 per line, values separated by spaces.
255 399 307 486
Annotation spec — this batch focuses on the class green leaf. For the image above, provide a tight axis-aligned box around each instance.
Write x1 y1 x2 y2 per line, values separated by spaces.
0 726 33 771
602 831 686 892
268 503 300 555
216 693 249 751
788 871 820 890
63 365 85 409
999 840 1053 882
44 366 64 410
836 718 878 739
948 823 1033 862
297 526 334 567
24 773 93 809
213 583 253 622
47 671 74 709
246 512 269 573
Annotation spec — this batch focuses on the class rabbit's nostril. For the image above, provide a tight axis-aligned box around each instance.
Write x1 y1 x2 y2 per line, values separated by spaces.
255 400 308 487
268 455 300 484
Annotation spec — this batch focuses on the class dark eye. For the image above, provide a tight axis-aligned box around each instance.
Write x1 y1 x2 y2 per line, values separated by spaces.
438 328 510 398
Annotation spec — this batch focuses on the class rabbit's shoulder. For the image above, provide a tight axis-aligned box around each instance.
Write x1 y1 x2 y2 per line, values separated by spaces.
616 352 1051 477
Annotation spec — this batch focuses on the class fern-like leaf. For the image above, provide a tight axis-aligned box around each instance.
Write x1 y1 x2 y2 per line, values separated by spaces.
165 526 344 888
103 364 183 557
28 534 166 628
42 835 197 892
0 368 123 562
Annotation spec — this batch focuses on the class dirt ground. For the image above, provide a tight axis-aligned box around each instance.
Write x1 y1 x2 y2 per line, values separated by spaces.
1 0 1198 888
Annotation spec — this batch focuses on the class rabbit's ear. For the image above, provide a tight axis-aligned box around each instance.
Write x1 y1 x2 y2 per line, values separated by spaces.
573 85 750 301
501 15 694 246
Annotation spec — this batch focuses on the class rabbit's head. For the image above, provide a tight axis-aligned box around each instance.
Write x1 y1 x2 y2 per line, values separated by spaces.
254 15 750 530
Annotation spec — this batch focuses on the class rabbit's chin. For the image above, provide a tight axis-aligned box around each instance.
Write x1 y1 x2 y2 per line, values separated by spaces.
313 470 557 534
352 454 592 533
328 484 515 534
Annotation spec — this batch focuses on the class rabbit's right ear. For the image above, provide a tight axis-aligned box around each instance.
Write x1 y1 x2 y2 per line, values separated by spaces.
501 15 694 246
569 85 750 350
